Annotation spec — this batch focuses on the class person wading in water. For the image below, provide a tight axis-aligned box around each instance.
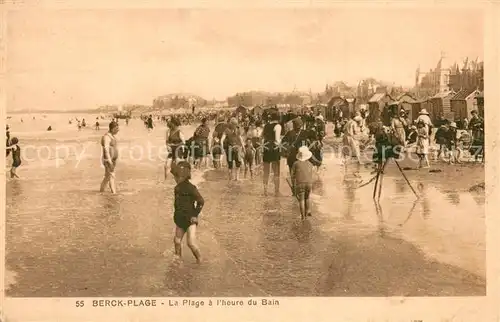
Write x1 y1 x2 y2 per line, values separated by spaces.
100 121 119 194
6 125 11 157
261 110 282 196
283 117 310 176
220 117 245 181
192 118 210 169
171 161 204 264
165 118 186 180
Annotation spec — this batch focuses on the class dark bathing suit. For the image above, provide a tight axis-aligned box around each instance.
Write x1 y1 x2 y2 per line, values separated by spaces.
6 130 10 157
168 128 184 161
193 124 210 159
224 125 242 169
173 180 204 232
284 129 311 171
12 144 21 168
262 122 281 163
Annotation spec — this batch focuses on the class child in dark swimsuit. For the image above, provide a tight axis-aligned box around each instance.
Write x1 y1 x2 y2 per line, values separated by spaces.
6 137 21 178
171 161 204 264
243 138 256 179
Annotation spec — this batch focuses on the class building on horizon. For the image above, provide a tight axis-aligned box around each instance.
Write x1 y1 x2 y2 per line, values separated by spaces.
414 55 483 99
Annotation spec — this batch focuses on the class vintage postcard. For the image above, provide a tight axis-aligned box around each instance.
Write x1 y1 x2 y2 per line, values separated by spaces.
1 0 499 321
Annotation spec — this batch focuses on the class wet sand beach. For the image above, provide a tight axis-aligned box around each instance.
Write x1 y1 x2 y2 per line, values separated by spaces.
5 118 486 297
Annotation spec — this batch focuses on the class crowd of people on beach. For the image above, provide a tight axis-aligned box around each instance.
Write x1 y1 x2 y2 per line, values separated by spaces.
6 101 485 264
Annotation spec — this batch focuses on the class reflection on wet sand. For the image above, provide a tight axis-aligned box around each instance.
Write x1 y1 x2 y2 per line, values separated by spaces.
5 130 486 296
343 177 357 220
446 190 461 206
417 182 431 219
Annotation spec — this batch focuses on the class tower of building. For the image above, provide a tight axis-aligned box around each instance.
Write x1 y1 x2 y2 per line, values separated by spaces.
437 51 451 92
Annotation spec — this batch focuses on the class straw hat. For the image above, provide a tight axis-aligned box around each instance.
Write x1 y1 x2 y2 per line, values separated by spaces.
296 146 313 161
419 109 429 115
450 122 457 128
316 115 324 121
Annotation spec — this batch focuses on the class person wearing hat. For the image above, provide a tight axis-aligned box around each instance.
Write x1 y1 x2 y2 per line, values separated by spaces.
100 121 120 193
261 110 282 196
468 110 483 138
165 117 186 180
416 108 433 138
416 119 430 169
342 115 363 163
446 121 461 164
468 110 484 162
291 146 314 219
221 117 245 181
315 114 326 143
171 161 204 264
390 108 408 148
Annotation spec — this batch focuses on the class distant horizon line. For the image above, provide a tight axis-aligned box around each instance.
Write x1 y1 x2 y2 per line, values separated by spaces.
7 80 417 113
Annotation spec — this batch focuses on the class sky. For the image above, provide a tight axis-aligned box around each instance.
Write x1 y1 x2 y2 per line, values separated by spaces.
6 8 484 111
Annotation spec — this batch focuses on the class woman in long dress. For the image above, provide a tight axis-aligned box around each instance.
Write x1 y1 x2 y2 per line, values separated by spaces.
416 120 430 169
391 109 408 148
342 115 363 164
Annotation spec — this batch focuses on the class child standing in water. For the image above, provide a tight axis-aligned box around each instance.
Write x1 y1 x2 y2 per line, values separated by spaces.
291 146 314 219
243 138 256 179
171 161 204 264
6 137 21 178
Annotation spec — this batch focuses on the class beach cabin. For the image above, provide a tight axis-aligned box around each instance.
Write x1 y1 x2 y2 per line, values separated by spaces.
396 93 417 121
346 98 356 116
450 88 481 122
476 91 484 117
367 93 394 125
410 99 433 122
429 90 456 122
326 96 349 122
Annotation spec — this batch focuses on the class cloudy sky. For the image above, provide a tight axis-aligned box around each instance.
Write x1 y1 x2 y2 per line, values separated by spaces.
6 8 483 110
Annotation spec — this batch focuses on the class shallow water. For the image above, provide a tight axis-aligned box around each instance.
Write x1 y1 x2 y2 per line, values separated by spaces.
5 119 486 297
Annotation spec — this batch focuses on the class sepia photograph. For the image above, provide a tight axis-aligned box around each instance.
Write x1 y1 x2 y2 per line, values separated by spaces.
2 2 496 320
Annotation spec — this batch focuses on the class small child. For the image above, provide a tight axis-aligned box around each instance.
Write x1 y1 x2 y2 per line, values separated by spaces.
243 138 256 179
171 161 204 264
6 137 21 178
447 122 461 164
291 146 315 219
407 125 418 145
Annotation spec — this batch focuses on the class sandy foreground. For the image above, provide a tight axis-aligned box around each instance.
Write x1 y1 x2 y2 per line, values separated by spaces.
4 116 485 297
